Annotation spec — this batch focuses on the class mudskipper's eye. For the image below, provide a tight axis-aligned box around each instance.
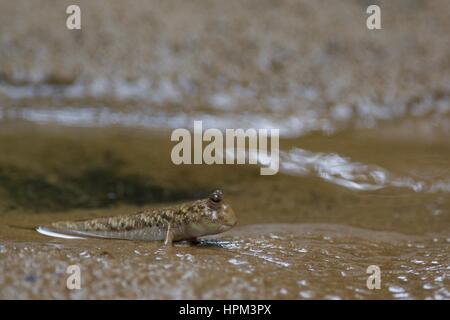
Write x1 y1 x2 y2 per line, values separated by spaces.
209 190 223 203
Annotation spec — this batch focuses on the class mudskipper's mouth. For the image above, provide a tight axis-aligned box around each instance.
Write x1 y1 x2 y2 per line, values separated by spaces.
219 221 237 232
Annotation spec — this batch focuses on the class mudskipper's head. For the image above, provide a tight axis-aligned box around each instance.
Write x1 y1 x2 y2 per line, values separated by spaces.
187 190 237 237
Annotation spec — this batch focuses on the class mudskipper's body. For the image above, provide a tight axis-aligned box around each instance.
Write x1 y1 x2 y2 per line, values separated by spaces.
36 190 236 245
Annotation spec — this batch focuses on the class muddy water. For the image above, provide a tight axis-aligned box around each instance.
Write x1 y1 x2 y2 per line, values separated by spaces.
1 0 450 299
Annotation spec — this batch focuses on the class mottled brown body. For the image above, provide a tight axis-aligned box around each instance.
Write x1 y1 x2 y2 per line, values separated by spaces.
53 200 207 232
36 190 237 245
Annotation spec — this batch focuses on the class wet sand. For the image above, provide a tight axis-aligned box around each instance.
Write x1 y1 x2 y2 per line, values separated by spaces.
0 126 449 299
0 0 449 299
0 222 448 299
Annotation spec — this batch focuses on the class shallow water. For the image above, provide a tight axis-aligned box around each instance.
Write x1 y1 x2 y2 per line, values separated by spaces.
0 0 450 299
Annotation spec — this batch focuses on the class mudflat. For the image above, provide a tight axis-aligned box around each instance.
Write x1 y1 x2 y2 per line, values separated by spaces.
0 0 449 299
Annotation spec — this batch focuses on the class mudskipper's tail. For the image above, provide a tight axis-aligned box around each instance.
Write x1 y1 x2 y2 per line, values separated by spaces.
35 226 86 239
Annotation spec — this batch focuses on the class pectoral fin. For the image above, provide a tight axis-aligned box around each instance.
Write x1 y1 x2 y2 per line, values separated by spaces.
164 223 174 246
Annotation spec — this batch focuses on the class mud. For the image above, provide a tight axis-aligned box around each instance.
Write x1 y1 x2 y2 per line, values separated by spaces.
0 0 449 299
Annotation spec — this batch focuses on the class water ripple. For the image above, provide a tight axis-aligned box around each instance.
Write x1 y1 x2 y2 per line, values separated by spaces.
279 148 450 193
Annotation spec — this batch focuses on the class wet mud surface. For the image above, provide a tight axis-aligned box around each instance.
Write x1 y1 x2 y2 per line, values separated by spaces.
1 223 448 299
0 0 449 299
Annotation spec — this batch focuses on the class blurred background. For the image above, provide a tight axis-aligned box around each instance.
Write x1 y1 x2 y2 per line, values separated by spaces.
0 0 449 299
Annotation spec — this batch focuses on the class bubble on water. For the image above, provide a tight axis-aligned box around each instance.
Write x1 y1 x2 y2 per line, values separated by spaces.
389 286 405 294
299 290 314 299
397 275 408 282
295 248 308 253
306 264 315 272
176 253 194 262
259 255 290 268
434 275 445 282
154 246 170 257
423 283 434 290
280 288 288 295
269 233 285 240
134 250 141 255
79 251 90 258
228 258 248 266
324 294 341 300
393 292 410 299
297 279 308 286
411 259 425 265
